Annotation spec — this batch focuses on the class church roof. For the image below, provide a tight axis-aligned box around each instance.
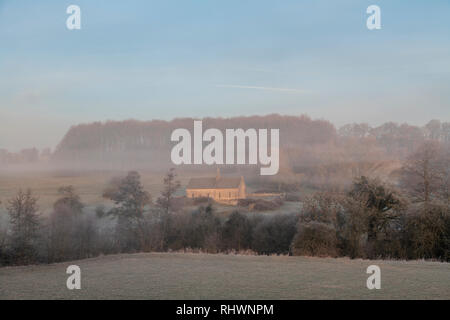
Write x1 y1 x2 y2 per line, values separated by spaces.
186 176 242 189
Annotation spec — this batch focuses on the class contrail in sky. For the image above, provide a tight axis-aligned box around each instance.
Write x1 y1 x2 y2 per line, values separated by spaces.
216 84 308 94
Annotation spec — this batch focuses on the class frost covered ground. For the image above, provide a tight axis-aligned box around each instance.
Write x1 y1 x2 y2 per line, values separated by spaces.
0 253 449 299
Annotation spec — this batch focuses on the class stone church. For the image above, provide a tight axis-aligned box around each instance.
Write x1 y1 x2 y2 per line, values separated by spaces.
186 169 246 203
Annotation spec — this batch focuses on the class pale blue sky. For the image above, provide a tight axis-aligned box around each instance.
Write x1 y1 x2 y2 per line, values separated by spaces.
0 0 449 150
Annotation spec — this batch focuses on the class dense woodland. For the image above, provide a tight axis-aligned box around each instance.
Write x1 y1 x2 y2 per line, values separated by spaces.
51 116 449 170
0 138 449 265
2 115 449 169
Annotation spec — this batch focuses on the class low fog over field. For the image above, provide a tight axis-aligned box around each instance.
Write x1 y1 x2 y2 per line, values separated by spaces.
0 115 449 275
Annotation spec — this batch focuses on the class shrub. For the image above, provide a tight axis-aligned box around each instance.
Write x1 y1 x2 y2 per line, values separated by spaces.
252 214 298 255
402 203 450 261
291 222 338 257
221 211 252 251
183 205 221 253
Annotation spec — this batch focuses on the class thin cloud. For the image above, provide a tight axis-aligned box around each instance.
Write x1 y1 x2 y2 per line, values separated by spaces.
216 84 308 94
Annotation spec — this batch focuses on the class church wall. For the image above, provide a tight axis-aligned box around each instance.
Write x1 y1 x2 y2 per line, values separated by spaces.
186 188 242 200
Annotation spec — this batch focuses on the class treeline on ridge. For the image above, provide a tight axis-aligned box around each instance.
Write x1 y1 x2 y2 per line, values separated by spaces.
47 115 450 170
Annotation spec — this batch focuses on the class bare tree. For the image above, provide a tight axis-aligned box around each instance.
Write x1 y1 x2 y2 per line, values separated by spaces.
400 142 443 207
156 168 180 250
156 168 181 216
6 189 40 264
437 148 450 206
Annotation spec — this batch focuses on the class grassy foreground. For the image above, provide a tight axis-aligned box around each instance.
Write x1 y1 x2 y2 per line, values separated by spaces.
0 253 449 300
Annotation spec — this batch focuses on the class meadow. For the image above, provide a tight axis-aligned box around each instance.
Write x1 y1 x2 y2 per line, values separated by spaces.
0 252 449 300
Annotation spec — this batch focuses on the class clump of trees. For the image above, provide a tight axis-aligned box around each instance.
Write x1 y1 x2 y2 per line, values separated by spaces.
291 141 449 261
180 205 222 253
0 140 449 266
292 177 407 259
47 186 97 262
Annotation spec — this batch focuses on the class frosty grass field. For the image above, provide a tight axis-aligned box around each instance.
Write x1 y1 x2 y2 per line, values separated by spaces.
0 252 449 299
